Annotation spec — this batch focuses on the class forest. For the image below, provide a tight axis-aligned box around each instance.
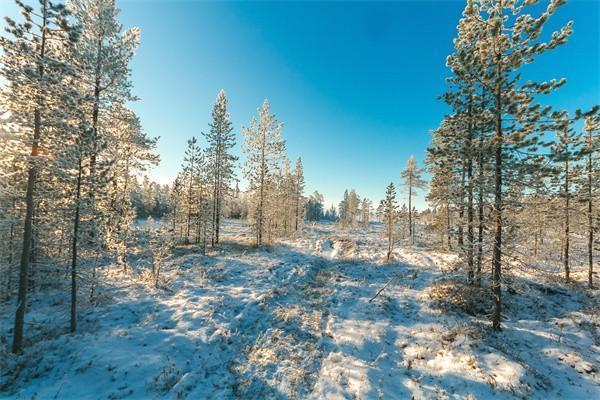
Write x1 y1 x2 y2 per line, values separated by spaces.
0 0 598 399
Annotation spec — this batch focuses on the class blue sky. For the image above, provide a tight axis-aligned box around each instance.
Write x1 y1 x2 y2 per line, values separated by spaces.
1 0 599 209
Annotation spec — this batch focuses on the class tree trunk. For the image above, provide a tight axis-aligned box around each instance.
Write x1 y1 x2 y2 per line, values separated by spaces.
587 131 594 288
387 214 393 261
70 158 83 333
257 132 266 246
408 177 413 243
476 131 484 286
467 94 475 284
492 41 503 332
458 163 466 250
564 158 570 282
13 0 48 353
6 202 16 301
294 185 300 232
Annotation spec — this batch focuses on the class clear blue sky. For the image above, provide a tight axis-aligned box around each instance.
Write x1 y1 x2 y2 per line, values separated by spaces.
1 1 599 209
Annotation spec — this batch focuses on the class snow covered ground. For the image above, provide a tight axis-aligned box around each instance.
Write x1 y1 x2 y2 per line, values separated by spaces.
1 221 599 399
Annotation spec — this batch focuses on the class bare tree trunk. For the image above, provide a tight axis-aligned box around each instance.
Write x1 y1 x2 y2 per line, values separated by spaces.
587 131 594 288
408 177 413 244
70 158 83 333
387 213 393 261
13 0 48 353
492 42 503 332
185 161 194 244
211 154 218 247
476 133 484 286
6 203 16 301
458 163 466 250
564 158 570 282
257 133 266 246
294 185 300 233
89 38 103 182
215 181 221 244
467 94 475 284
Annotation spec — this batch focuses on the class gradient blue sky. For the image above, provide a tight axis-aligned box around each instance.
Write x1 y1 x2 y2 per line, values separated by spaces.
1 0 599 209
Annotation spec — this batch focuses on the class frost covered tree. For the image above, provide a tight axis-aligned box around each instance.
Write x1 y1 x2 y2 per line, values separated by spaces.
293 157 305 232
578 108 599 288
431 0 575 330
203 90 237 247
360 198 372 227
1 0 79 353
338 189 361 227
550 112 583 282
68 0 140 229
103 105 158 272
178 137 210 247
242 100 285 246
401 156 426 244
306 191 324 222
383 183 398 261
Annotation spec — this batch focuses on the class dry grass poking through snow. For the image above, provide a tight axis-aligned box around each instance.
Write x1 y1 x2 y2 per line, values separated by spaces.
1 220 598 399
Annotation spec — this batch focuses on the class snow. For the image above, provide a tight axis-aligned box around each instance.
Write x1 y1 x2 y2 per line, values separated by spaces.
1 221 599 399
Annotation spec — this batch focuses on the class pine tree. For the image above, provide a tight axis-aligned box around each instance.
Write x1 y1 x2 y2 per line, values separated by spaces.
401 156 426 244
1 0 79 353
68 0 140 234
579 107 600 288
242 100 285 246
306 191 324 222
203 90 236 247
550 112 583 282
458 0 572 330
293 157 305 233
179 137 206 245
383 183 398 261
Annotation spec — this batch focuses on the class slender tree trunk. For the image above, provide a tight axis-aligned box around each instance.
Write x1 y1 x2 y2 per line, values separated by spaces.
257 133 266 246
211 151 218 247
172 202 177 232
6 201 16 300
87 39 103 242
458 163 466 250
89 39 103 180
294 186 300 232
564 158 570 282
387 216 393 261
215 185 221 244
70 158 83 333
476 132 484 285
587 132 594 288
467 94 475 284
185 161 194 245
408 177 413 243
13 1 48 353
492 40 503 331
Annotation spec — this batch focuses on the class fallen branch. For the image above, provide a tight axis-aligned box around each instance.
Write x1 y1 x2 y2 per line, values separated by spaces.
369 275 398 303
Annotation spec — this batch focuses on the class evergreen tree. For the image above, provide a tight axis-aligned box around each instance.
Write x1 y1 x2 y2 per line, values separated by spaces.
203 90 236 247
293 157 305 232
579 107 600 288
401 156 426 244
383 182 398 261
1 0 79 353
242 100 285 246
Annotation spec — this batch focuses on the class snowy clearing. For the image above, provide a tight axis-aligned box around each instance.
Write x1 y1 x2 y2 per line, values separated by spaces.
1 221 599 399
